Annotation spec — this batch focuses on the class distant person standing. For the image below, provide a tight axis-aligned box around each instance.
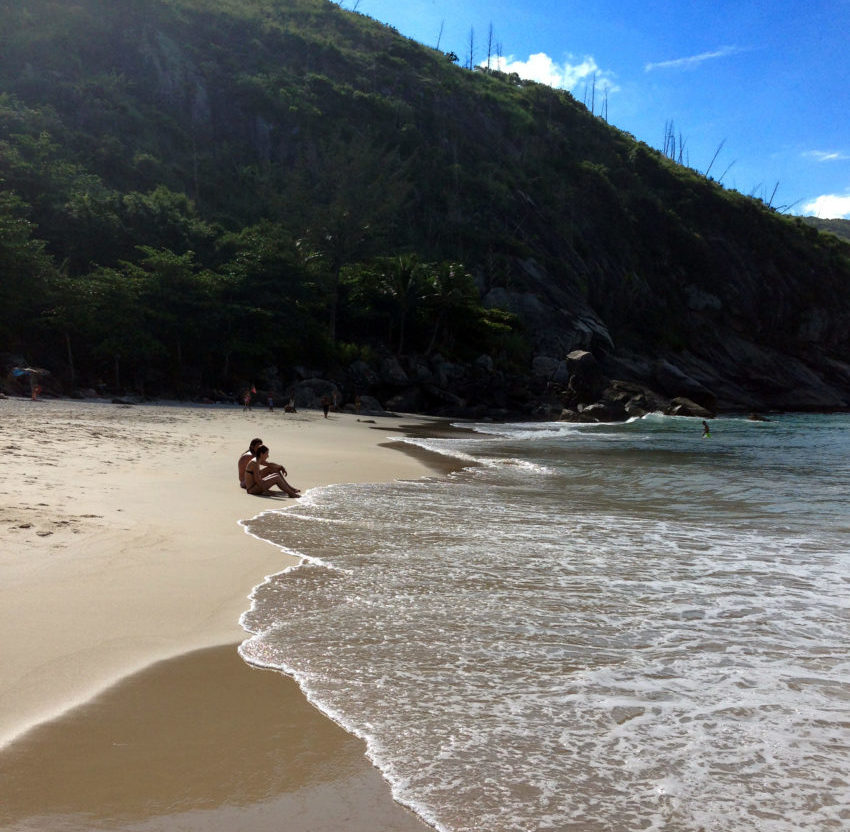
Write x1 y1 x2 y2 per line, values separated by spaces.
321 394 331 418
702 420 711 438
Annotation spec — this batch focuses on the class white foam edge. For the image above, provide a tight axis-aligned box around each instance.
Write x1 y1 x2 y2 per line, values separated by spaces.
398 436 555 475
237 499 448 831
237 488 349 574
237 636 448 832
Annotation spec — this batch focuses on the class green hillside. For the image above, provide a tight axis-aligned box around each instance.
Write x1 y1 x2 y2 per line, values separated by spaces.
2 0 849 411
802 217 850 245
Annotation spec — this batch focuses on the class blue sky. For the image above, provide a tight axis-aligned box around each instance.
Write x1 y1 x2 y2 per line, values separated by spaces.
346 0 850 218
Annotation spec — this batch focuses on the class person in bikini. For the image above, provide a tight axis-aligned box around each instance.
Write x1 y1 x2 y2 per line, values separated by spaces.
239 438 300 494
238 438 264 488
244 445 301 497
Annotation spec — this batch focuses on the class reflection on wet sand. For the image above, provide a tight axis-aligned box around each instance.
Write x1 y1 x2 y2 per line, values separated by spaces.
0 645 432 832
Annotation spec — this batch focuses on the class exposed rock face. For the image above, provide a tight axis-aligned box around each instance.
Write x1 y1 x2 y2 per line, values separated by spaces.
668 398 715 419
653 360 716 410
380 357 410 386
482 246 850 416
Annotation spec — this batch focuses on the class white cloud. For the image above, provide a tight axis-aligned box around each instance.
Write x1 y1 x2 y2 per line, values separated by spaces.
802 193 850 218
484 52 618 94
645 45 744 72
803 150 850 162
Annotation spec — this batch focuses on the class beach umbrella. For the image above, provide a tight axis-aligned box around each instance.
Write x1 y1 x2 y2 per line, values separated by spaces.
11 367 49 376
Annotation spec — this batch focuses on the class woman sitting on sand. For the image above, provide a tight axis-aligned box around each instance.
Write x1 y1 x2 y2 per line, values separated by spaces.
238 438 264 488
244 445 301 497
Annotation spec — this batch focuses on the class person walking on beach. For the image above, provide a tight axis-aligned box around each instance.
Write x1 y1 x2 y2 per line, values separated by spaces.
244 445 301 497
321 394 331 418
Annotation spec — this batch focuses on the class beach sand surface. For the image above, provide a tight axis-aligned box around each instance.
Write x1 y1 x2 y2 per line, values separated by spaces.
0 397 437 831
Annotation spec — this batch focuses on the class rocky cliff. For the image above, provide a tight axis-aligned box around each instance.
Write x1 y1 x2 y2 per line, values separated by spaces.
2 0 849 416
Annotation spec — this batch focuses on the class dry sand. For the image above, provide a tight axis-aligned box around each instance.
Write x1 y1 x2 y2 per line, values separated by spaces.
0 397 439 831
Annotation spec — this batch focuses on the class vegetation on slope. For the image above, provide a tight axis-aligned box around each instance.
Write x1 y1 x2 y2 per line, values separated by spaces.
1 0 849 404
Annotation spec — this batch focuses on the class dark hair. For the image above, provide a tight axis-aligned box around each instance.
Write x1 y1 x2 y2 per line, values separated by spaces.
254 444 269 459
249 437 263 450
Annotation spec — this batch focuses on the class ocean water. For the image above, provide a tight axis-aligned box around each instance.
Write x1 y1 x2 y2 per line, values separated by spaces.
239 413 850 832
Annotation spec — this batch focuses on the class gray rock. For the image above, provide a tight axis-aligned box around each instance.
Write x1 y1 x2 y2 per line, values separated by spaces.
356 394 385 415
532 355 559 378
385 388 423 413
474 354 495 374
287 378 340 410
654 360 716 409
423 384 466 408
666 397 715 418
433 360 467 388
565 350 607 403
348 360 380 389
551 361 572 387
380 356 410 386
684 284 723 312
406 358 434 383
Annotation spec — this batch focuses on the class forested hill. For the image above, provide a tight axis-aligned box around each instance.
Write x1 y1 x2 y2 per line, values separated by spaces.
2 0 850 414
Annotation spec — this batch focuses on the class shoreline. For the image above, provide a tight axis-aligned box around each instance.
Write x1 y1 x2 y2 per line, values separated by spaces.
0 397 445 831
0 645 434 832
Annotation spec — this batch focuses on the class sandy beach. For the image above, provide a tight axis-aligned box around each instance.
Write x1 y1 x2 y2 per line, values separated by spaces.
0 397 438 831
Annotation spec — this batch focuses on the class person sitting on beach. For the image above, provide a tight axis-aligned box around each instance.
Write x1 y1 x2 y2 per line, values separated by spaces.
244 445 301 497
238 438 263 488
238 438 298 490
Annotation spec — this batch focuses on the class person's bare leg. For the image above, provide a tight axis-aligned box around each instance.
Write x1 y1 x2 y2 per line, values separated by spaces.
259 464 299 491
274 473 300 497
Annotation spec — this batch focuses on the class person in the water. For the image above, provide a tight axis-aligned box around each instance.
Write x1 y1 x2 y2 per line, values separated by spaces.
702 420 711 438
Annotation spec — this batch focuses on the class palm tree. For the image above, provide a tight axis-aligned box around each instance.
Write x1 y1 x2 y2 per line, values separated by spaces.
421 261 477 355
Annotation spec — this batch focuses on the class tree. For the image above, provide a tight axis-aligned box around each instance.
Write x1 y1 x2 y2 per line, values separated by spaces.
292 137 411 342
0 189 58 351
350 254 426 355
420 261 478 354
217 220 325 377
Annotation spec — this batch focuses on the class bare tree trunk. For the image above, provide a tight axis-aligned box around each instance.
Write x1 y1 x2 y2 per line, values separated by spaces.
767 181 780 209
486 23 494 70
328 265 341 343
65 332 76 388
705 138 726 178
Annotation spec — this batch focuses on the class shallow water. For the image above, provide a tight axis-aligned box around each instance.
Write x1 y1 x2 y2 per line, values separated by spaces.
240 414 850 831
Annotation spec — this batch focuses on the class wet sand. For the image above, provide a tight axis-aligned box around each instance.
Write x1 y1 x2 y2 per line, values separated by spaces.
0 397 439 831
0 646 431 831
